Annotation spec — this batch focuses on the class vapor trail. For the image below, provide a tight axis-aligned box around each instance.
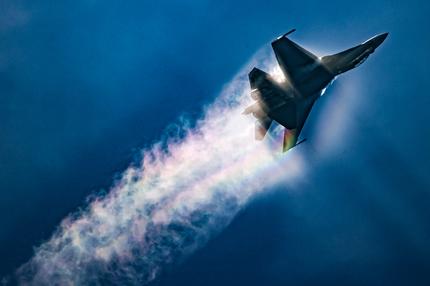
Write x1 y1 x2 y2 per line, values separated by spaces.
16 54 305 285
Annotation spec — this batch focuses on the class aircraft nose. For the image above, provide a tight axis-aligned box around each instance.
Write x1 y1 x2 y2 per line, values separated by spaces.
373 32 389 47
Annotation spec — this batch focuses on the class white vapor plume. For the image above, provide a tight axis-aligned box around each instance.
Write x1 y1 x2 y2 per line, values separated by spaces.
16 53 305 285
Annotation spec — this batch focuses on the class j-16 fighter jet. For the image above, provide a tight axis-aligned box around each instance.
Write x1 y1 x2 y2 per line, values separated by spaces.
243 29 388 152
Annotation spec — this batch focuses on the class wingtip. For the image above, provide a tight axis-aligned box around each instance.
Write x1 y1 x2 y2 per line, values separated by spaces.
284 28 296 37
282 28 296 38
274 28 297 41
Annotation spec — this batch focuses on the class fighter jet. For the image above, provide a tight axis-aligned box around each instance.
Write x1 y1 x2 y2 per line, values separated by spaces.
243 29 388 152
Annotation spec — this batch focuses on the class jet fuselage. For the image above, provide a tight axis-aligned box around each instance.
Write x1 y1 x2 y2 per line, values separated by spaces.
245 31 388 151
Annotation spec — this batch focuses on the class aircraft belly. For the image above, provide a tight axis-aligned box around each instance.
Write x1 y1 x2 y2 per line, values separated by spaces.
268 102 298 129
296 67 334 97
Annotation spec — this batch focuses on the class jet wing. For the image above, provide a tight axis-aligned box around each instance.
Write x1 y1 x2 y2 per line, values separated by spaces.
271 33 319 88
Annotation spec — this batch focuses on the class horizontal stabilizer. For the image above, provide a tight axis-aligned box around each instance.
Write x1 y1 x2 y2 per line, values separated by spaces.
248 67 283 101
249 67 271 90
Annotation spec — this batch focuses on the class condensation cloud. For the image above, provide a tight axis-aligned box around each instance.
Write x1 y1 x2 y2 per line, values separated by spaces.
16 54 306 285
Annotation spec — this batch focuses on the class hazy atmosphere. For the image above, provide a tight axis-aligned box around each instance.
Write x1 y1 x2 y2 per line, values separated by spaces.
1 1 429 285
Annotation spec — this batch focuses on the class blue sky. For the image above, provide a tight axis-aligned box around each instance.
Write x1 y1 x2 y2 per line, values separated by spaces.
1 0 429 284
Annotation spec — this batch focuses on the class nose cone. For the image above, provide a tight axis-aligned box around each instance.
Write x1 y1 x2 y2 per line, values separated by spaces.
373 32 389 48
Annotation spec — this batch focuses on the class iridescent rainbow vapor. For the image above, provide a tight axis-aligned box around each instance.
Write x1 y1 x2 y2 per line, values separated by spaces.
16 54 305 285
